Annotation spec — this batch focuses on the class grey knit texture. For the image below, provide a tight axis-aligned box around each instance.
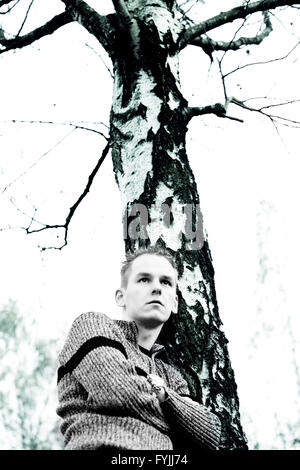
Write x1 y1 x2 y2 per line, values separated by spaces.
56 312 221 450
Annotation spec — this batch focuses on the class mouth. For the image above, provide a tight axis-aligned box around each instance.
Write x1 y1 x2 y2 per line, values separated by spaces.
147 300 164 306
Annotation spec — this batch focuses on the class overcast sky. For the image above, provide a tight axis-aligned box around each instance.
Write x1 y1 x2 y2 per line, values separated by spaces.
0 0 300 449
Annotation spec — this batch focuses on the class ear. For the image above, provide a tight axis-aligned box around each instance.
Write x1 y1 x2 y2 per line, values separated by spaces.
115 288 125 308
172 294 178 314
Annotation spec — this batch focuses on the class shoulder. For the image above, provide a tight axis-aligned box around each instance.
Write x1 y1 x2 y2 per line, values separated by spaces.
66 311 115 341
72 311 113 328
59 312 123 364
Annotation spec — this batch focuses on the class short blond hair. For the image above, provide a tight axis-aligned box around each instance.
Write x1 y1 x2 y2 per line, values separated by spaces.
120 247 177 288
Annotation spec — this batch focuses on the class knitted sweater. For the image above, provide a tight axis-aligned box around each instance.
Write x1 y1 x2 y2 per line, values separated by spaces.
56 312 221 450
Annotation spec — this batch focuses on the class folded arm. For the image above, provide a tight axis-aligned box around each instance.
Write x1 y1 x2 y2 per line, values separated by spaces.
149 366 221 449
57 312 169 432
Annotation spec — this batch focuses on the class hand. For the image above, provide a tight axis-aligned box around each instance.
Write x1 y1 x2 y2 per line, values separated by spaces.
147 373 167 403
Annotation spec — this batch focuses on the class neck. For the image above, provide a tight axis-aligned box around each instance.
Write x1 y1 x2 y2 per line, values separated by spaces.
135 323 163 350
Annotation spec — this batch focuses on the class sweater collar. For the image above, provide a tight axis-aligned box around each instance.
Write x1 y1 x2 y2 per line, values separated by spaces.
114 318 165 357
114 318 139 344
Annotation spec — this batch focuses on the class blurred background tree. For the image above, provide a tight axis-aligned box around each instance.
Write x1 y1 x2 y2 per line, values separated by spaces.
0 300 62 449
236 200 300 449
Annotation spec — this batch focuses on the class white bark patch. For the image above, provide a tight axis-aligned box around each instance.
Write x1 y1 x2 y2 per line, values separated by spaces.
140 4 181 42
127 0 166 12
212 363 219 380
166 143 183 162
138 4 182 87
119 144 153 205
200 359 209 381
216 344 226 363
178 262 213 322
167 55 181 87
112 71 162 204
201 385 210 406
216 393 238 418
146 182 186 251
203 311 210 324
168 91 180 110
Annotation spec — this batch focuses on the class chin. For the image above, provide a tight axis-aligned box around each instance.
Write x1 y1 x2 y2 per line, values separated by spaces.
138 312 170 328
139 318 164 329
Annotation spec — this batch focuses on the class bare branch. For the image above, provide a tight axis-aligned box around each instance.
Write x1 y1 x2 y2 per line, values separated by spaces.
218 58 229 101
178 0 300 50
1 128 76 195
60 0 113 53
228 96 300 127
191 11 272 56
25 142 111 251
16 0 35 37
0 0 16 7
184 102 244 122
177 0 199 26
112 0 131 27
223 39 300 77
184 92 300 127
0 0 21 14
84 42 113 78
112 0 140 62
1 118 109 198
259 98 300 110
2 118 109 139
7 196 43 230
0 224 22 232
217 46 300 130
219 13 249 64
0 11 73 53
269 9 300 41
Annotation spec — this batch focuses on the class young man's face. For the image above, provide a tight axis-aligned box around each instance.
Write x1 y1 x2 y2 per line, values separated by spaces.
116 254 178 328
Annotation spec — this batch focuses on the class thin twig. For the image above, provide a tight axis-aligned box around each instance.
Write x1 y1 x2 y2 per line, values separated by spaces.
219 11 249 64
259 99 300 111
229 96 300 127
25 142 111 251
84 42 113 78
8 197 43 228
218 59 228 101
223 40 300 78
16 0 35 37
1 128 76 195
3 118 109 139
269 10 300 41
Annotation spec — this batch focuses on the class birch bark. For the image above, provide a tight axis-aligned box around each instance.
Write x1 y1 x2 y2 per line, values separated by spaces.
109 1 247 449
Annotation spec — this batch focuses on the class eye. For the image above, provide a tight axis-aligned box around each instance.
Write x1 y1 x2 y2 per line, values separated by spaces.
138 277 149 283
162 279 171 286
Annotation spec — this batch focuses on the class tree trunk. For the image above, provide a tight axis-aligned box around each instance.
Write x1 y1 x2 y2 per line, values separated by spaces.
109 1 247 449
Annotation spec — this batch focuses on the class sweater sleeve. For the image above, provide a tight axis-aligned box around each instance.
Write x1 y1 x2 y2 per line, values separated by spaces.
57 312 169 433
160 366 221 449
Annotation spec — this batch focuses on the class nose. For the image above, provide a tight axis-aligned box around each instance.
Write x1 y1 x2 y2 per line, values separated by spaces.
151 287 161 295
151 278 161 295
